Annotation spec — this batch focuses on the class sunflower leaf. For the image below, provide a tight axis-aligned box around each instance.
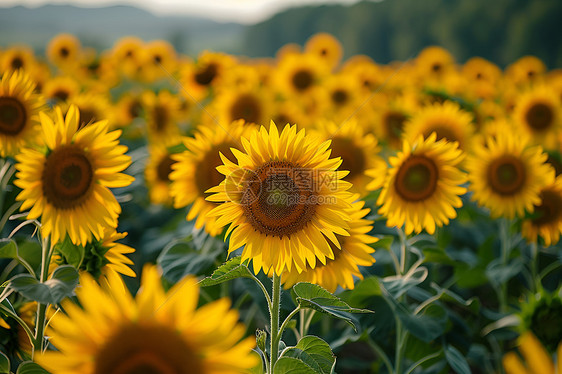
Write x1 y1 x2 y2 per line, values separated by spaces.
279 336 336 374
198 256 254 287
292 282 373 332
0 238 41 276
16 361 50 374
444 345 471 374
0 351 9 373
53 235 85 269
9 265 79 305
273 356 316 374
159 239 223 283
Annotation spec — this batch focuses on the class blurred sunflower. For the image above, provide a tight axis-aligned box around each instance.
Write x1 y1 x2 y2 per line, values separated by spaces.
37 265 258 374
0 70 44 157
0 301 35 361
0 47 36 72
170 120 252 236
462 57 502 100
505 56 546 87
207 123 353 275
377 133 467 235
180 51 235 101
42 76 80 105
275 53 329 98
522 176 562 246
145 141 180 206
281 197 376 292
314 119 385 196
142 89 182 142
304 32 343 71
213 87 272 127
110 36 144 78
66 92 111 129
518 288 562 353
467 132 554 219
270 100 306 131
502 332 560 374
415 46 456 84
143 40 177 81
513 84 562 149
374 92 418 149
403 101 475 152
114 92 143 127
46 33 81 68
14 105 134 245
322 73 362 121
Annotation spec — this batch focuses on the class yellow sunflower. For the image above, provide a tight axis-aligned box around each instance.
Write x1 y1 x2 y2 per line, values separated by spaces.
304 32 343 71
0 47 36 73
0 70 44 157
213 87 272 127
66 92 111 130
110 36 144 79
414 46 456 85
206 123 353 275
467 131 554 219
373 91 419 149
274 53 329 98
46 33 81 68
142 40 177 81
377 133 467 235
502 332 560 374
37 265 258 374
42 76 80 104
313 119 385 196
170 120 253 236
14 105 134 246
505 56 546 87
321 73 362 122
281 196 376 292
521 176 562 247
179 52 236 102
113 92 143 127
513 84 562 150
145 141 180 206
403 101 475 152
141 89 182 142
461 57 502 101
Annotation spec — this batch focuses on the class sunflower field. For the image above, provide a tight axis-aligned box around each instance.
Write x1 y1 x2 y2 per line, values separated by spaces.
0 32 562 374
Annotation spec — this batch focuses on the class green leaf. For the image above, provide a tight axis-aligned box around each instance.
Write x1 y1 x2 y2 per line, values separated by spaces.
445 345 471 374
198 256 254 287
486 259 524 286
159 240 223 283
381 266 428 299
16 361 50 374
273 357 315 374
10 265 79 305
371 236 393 250
0 239 40 275
53 236 85 269
280 336 335 374
0 351 9 374
346 276 381 307
292 282 373 332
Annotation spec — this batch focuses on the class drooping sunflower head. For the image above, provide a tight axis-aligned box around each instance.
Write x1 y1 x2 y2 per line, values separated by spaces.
37 265 258 374
403 100 475 152
170 120 255 236
145 141 181 206
467 131 554 219
502 332 558 374
0 70 45 157
513 84 562 150
281 196 377 292
304 32 343 70
518 288 562 353
207 122 354 275
14 105 134 246
377 133 467 235
46 34 81 68
522 176 562 247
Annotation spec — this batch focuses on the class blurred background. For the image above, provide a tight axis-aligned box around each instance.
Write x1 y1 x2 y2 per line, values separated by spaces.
1 0 561 68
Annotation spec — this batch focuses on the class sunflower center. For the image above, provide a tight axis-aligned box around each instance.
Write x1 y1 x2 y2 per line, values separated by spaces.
431 63 442 73
195 142 236 195
52 89 69 102
320 48 328 56
11 57 24 70
95 324 202 374
487 155 526 195
195 63 218 86
0 97 27 135
79 108 97 129
129 100 142 118
532 189 562 226
153 55 162 64
331 89 349 106
230 93 262 124
424 125 458 145
525 102 553 131
292 69 314 92
157 155 176 182
395 155 438 201
42 144 94 210
242 161 317 238
60 47 69 58
384 111 407 139
153 105 168 131
330 137 365 179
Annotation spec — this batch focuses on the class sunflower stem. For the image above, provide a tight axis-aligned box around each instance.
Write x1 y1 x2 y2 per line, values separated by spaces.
499 219 511 313
269 273 282 373
529 241 539 293
278 306 300 340
32 236 50 358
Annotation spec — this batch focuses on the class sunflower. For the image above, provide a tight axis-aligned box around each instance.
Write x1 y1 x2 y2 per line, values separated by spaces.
145 141 180 206
275 43 302 60
0 70 44 157
274 53 329 98
37 265 258 374
462 57 502 100
521 177 562 246
518 288 562 353
502 332 560 374
414 46 456 84
313 119 385 196
281 197 376 292
0 301 35 361
14 105 134 246
142 89 182 142
505 56 546 87
304 33 343 71
170 120 253 236
114 92 143 127
373 91 419 149
46 33 81 68
0 47 36 72
403 101 475 152
213 87 272 127
42 76 80 104
142 40 177 81
179 52 236 102
206 123 353 275
513 84 562 150
469 130 554 217
66 92 111 130
377 133 467 235
343 58 384 96
322 73 362 122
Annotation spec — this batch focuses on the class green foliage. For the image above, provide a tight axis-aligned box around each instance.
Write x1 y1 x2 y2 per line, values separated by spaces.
199 256 255 287
9 266 79 305
276 336 336 374
15 362 49 374
0 239 41 276
0 352 9 374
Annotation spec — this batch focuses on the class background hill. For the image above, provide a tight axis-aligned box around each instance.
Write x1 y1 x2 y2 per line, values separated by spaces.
1 0 561 68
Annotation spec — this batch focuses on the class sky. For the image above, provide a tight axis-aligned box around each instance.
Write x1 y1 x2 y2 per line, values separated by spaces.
0 0 368 23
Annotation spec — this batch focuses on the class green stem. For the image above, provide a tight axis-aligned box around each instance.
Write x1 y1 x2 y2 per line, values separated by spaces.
499 219 510 313
394 316 403 374
269 273 282 373
249 271 272 310
529 242 539 292
278 306 301 339
368 340 394 374
398 229 407 275
32 236 50 358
